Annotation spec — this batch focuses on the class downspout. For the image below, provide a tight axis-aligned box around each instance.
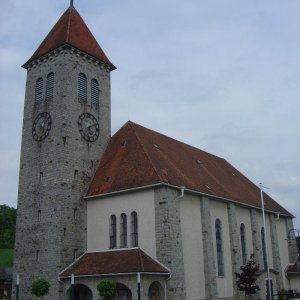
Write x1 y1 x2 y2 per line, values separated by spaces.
58 277 66 300
165 273 172 300
179 186 185 198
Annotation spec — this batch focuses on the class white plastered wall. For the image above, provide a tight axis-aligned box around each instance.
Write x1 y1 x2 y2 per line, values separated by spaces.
86 189 157 258
210 199 234 298
289 277 300 292
179 194 206 300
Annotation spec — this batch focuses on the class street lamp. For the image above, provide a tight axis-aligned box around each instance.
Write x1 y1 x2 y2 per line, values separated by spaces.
259 183 272 300
287 228 300 240
286 228 300 255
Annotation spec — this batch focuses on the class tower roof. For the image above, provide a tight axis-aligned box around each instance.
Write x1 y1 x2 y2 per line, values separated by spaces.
23 6 116 69
87 121 292 217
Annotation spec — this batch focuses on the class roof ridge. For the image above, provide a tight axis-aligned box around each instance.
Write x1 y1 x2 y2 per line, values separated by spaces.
138 248 145 272
66 7 72 43
129 122 164 183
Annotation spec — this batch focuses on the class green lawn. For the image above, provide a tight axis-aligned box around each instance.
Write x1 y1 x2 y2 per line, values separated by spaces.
0 249 14 267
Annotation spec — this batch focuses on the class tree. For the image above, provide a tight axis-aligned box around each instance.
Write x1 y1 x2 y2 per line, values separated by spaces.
31 279 51 299
0 205 17 249
235 254 260 300
97 280 116 299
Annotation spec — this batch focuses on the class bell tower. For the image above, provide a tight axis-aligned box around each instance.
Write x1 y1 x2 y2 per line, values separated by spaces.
13 4 115 299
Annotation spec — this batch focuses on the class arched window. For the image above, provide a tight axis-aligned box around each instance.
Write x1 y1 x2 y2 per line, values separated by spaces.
35 77 43 103
46 72 54 99
120 213 127 248
110 215 117 249
261 227 267 269
131 211 138 247
91 79 99 106
215 219 224 276
240 223 247 264
148 282 163 300
78 73 87 101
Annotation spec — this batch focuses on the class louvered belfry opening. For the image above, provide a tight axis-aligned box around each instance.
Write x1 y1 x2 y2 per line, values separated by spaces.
78 72 87 101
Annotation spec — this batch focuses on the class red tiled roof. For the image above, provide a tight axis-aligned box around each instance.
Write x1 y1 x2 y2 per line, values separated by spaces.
286 254 300 275
59 248 170 277
23 6 115 69
87 121 292 216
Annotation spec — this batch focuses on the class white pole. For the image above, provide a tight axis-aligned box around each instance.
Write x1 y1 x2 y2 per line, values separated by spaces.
260 183 272 300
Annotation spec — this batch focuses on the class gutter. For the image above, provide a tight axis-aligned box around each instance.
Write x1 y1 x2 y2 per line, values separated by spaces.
59 271 170 279
85 183 292 217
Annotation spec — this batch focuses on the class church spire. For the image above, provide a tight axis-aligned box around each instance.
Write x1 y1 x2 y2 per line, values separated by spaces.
23 5 116 70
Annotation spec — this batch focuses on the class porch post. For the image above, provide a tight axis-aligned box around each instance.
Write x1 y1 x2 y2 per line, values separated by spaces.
137 272 141 300
71 274 74 300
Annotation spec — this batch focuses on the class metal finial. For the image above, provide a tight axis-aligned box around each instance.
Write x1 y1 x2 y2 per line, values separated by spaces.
70 0 74 7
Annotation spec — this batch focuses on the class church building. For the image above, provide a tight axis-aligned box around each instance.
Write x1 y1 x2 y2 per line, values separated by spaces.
13 3 298 300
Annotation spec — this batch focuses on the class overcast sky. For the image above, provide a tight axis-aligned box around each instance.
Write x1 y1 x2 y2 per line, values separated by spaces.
0 0 299 230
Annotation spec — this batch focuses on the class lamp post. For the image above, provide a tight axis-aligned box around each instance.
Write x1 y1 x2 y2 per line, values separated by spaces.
259 183 272 300
287 228 300 240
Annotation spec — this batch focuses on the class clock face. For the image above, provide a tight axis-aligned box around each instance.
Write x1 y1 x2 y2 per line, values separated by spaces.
78 113 99 142
32 112 52 141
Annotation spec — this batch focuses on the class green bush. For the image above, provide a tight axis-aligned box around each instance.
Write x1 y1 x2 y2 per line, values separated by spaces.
278 289 288 300
30 279 50 299
97 280 116 299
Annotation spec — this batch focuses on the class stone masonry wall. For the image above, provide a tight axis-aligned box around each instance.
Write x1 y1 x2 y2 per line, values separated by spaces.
269 214 283 290
154 186 186 300
13 47 112 300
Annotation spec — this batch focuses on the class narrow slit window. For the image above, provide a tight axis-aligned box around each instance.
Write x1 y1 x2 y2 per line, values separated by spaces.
110 215 117 249
74 249 78 260
74 170 78 180
78 73 87 101
120 213 127 248
38 210 41 222
36 250 40 262
35 78 43 103
46 72 54 99
240 223 247 264
215 219 224 276
91 78 99 106
131 211 138 247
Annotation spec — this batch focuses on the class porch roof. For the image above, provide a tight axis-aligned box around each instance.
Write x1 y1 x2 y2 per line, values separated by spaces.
286 254 300 276
60 248 170 277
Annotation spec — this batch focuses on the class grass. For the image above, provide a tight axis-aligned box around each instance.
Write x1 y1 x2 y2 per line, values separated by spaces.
0 249 14 267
